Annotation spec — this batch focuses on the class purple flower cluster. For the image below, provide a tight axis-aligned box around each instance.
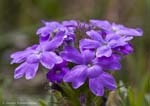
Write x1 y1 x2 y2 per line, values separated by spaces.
10 19 143 96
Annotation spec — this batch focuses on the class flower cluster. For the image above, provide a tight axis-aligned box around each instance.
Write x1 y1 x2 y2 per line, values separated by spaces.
10 19 143 96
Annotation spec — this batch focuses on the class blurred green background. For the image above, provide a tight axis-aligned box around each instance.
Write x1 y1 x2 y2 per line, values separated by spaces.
0 0 149 106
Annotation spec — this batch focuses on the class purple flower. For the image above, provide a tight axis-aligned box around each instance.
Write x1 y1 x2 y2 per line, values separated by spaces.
47 61 69 83
10 19 143 96
60 47 116 95
37 20 77 43
80 30 132 57
36 21 61 42
11 39 63 80
90 19 143 36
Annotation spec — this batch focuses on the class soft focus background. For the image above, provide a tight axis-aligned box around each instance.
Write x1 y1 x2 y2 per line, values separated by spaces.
0 0 149 106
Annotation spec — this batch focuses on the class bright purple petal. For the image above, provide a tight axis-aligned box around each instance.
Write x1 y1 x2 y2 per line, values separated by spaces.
87 65 103 78
60 47 84 64
82 50 95 64
63 65 87 89
89 77 104 96
101 72 117 90
43 31 65 51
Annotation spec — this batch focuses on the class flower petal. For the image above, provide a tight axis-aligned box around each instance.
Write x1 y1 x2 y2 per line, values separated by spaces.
89 77 104 96
14 62 39 80
87 65 103 78
86 30 104 42
79 39 100 49
63 65 87 89
26 54 40 63
94 54 121 70
10 49 33 64
43 31 65 51
40 52 62 69
60 47 83 64
101 72 117 90
36 27 52 37
25 63 39 80
116 27 143 36
90 20 111 30
82 50 95 64
96 46 112 57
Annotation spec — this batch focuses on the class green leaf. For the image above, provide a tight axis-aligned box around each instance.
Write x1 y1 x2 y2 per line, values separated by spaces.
38 99 47 106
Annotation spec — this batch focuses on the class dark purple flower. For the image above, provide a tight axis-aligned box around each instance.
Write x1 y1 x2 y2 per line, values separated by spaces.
90 19 143 36
80 30 132 57
47 61 69 83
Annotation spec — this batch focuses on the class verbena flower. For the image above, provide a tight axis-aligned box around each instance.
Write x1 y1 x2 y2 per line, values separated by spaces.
36 21 61 42
37 20 77 43
80 30 133 57
11 37 63 80
60 47 117 95
10 19 143 96
90 19 143 36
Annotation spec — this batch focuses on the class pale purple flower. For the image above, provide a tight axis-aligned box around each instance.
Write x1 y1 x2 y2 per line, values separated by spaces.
11 33 64 79
36 21 61 42
37 20 77 43
90 19 143 36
